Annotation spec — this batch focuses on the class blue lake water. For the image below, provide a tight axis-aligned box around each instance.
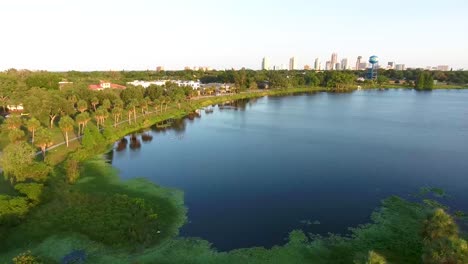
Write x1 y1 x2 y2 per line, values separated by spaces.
110 89 468 250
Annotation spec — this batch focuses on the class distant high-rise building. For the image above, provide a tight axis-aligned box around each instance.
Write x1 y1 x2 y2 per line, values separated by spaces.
304 65 311 70
356 56 362 70
314 58 320 70
325 61 331 71
331 53 338 70
289 57 296 70
359 62 369 70
156 66 164 72
395 64 406 71
341 58 349 70
387 62 395 69
437 65 449 71
262 57 270 70
335 63 341 71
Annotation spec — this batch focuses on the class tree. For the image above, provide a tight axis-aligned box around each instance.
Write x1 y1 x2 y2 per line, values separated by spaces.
76 112 90 134
102 98 111 110
422 209 468 264
81 123 104 150
26 118 40 143
94 107 107 130
0 142 35 182
77 99 88 113
91 97 99 111
5 114 22 130
35 128 53 159
0 74 16 111
415 72 434 90
59 115 75 147
8 129 25 143
112 107 123 127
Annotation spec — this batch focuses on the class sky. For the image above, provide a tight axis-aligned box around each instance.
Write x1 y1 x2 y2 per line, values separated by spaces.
1 0 467 71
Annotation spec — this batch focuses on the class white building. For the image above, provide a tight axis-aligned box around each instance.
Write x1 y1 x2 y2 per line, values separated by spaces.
262 57 270 70
395 64 406 71
289 57 296 70
314 58 320 71
437 65 450 71
127 80 201 90
341 58 349 70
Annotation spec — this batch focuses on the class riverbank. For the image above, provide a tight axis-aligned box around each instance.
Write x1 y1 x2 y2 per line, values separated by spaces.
43 87 324 165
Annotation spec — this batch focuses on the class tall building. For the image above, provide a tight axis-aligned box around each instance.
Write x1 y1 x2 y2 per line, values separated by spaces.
304 65 311 70
355 56 362 70
156 66 165 72
325 61 331 71
289 57 296 70
341 58 349 70
359 62 369 70
387 62 395 69
331 53 338 70
335 63 341 71
437 65 449 71
262 57 270 70
314 58 320 70
395 64 406 71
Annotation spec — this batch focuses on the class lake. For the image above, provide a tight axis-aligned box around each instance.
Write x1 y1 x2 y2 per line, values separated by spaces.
109 89 468 251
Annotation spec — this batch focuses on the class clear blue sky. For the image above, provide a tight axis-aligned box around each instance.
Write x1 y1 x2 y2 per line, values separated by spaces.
1 0 467 71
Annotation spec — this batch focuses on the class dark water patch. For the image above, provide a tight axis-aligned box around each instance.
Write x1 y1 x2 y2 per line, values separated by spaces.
110 90 468 250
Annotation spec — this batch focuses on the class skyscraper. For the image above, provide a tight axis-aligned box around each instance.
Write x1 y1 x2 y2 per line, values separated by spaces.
356 56 362 70
262 57 270 70
289 57 296 70
387 62 395 69
395 64 406 71
325 61 331 71
331 53 338 70
341 58 349 70
314 58 320 71
335 63 341 71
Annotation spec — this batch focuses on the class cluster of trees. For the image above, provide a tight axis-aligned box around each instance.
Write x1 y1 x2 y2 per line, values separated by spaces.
415 72 435 90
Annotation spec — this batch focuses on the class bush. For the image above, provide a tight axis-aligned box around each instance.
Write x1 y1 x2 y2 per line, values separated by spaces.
14 183 44 203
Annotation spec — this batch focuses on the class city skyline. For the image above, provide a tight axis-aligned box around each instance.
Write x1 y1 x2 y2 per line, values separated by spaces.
1 0 467 71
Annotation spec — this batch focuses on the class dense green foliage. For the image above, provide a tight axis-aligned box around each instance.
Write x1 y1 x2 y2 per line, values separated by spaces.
415 71 435 90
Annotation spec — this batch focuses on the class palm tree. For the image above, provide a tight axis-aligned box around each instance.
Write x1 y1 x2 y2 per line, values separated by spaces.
59 116 75 147
26 117 40 143
112 107 123 127
77 100 88 113
130 99 138 122
35 128 53 159
94 107 107 129
5 114 22 130
126 105 133 124
75 112 90 134
153 99 160 113
91 97 99 111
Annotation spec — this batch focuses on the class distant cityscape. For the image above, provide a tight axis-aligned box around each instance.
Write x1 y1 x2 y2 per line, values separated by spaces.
149 53 457 73
260 53 453 72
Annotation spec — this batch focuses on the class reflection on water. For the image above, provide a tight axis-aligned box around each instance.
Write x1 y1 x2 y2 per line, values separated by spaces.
129 134 141 151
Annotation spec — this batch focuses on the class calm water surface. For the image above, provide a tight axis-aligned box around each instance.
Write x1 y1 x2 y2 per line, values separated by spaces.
110 90 468 250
